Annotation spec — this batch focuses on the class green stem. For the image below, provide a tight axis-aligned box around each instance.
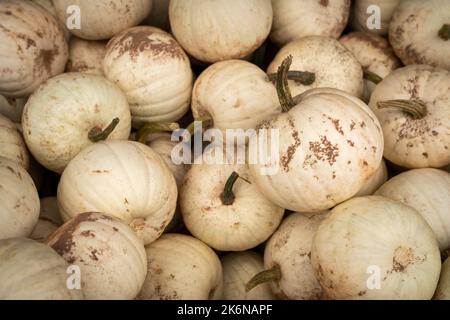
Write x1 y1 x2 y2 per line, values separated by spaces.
137 122 179 143
438 24 450 41
364 69 383 84
186 117 213 136
268 70 315 86
220 171 239 206
377 99 427 120
88 118 120 142
246 265 282 292
276 55 296 113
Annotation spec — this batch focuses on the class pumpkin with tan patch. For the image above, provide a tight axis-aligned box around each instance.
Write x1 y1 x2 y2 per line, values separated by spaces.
0 114 29 169
66 37 107 75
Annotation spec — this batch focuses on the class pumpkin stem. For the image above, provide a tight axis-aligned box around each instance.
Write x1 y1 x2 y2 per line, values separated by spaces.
438 24 450 41
220 171 239 206
88 118 120 142
363 69 383 85
276 55 296 113
137 122 180 143
246 265 282 292
268 70 315 86
186 117 213 136
377 99 427 120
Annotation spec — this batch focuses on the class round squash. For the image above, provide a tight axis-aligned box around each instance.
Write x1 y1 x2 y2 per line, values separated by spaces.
434 258 450 300
222 251 276 300
52 0 153 40
0 114 29 169
31 0 70 41
57 140 177 245
0 238 83 299
138 233 223 300
267 36 364 98
0 95 26 123
0 0 68 97
271 0 350 46
30 197 63 242
103 26 193 126
350 0 401 35
66 37 107 75
375 169 450 251
368 64 450 169
46 212 147 300
355 159 388 197
0 157 40 240
169 0 273 63
311 196 441 299
389 0 450 69
22 72 131 173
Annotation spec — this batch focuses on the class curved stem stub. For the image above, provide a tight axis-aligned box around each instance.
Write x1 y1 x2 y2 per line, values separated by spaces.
88 118 120 142
377 99 427 120
363 69 383 85
246 264 282 292
276 55 296 113
220 171 239 206
268 70 315 86
438 24 450 41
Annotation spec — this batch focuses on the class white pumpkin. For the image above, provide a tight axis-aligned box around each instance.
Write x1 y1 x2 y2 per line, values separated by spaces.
350 0 401 35
46 212 147 300
0 238 83 299
57 140 177 245
375 169 450 251
66 37 107 75
52 0 153 40
144 0 170 31
222 251 276 300
250 61 384 212
340 32 401 102
267 36 364 98
31 0 70 41
434 258 450 300
355 159 388 197
30 197 63 242
0 158 40 240
312 196 441 299
169 0 273 63
0 0 68 97
191 60 280 132
22 72 131 173
389 0 450 69
0 95 27 123
0 114 29 169
368 65 450 169
103 26 193 126
180 146 285 251
248 212 328 300
138 233 223 300
271 0 350 46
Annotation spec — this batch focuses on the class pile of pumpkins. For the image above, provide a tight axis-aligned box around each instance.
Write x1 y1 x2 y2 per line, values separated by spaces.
0 0 449 300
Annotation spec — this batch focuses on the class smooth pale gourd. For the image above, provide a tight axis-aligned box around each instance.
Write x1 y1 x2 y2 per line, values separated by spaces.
350 0 401 35
66 37 107 75
30 197 63 243
0 114 29 169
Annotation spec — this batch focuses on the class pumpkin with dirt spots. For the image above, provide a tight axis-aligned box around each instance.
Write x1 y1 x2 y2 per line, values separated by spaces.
0 0 68 98
169 0 273 63
138 234 223 300
389 0 450 70
311 196 441 300
66 37 107 75
103 26 193 126
57 140 177 245
368 65 450 169
0 158 39 240
350 0 401 36
46 212 147 300
0 114 29 169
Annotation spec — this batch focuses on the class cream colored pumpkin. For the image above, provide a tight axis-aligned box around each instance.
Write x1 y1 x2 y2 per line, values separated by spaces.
267 36 364 98
30 197 63 242
271 0 350 46
375 169 450 251
169 0 273 63
52 0 153 40
103 26 193 126
180 146 285 251
340 32 401 102
144 0 170 31
389 0 450 69
57 140 177 245
22 72 131 173
368 65 450 169
0 238 83 300
66 37 107 75
355 159 388 197
138 233 223 300
46 212 147 300
0 95 26 123
434 258 450 300
0 158 39 240
191 60 280 132
250 85 384 212
350 0 401 35
0 114 29 169
312 196 441 300
0 0 68 98
31 0 70 41
222 251 276 300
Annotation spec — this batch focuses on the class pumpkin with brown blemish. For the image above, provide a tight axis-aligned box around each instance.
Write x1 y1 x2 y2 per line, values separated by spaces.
0 114 29 169
66 37 107 75
350 0 401 35
354 159 388 197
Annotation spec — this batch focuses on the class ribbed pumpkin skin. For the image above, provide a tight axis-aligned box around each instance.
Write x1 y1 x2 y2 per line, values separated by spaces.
0 238 83 300
0 114 29 169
